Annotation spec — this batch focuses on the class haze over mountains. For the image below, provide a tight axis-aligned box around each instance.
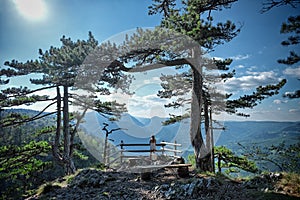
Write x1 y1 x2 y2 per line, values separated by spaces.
79 111 300 159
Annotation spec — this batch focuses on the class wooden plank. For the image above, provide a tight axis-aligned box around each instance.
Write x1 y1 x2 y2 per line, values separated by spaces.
160 141 182 146
134 163 192 170
122 149 164 153
121 155 149 159
119 143 165 147
164 164 192 168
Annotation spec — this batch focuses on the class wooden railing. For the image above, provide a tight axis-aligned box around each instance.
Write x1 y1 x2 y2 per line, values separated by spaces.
104 140 182 167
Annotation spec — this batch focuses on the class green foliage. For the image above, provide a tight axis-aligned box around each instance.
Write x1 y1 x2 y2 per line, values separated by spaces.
261 0 300 13
226 79 287 117
187 154 196 167
73 149 89 160
239 142 300 173
283 89 300 98
0 109 101 199
162 113 190 125
187 146 259 175
0 141 51 179
145 0 286 172
1 31 128 176
153 0 240 50
278 15 300 98
214 146 259 175
0 140 52 199
148 0 287 124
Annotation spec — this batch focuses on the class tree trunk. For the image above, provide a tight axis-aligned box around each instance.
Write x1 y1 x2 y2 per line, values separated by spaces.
204 98 214 172
217 153 222 173
70 108 88 157
104 133 109 165
52 87 63 163
190 47 211 172
209 108 215 173
63 85 76 174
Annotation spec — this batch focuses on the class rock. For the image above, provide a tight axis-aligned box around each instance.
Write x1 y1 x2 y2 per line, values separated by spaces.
27 169 293 200
187 179 200 196
164 188 176 199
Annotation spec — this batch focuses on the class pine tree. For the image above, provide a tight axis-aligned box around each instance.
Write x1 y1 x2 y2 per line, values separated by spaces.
1 32 127 174
262 0 300 99
116 0 242 172
85 0 287 172
279 16 300 99
145 0 286 171
214 146 259 175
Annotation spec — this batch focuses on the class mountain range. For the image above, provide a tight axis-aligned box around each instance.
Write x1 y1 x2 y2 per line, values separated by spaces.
79 111 300 159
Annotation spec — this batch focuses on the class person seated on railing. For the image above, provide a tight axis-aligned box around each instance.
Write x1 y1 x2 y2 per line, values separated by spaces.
149 135 156 160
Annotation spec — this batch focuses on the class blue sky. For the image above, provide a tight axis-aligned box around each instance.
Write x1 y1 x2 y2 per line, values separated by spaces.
0 0 299 121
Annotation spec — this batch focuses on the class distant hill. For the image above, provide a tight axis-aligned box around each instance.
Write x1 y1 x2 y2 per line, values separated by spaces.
4 109 298 154
217 121 300 147
0 108 56 145
3 108 298 171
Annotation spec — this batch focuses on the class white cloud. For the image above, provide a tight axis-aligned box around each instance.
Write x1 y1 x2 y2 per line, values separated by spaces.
212 56 224 61
273 100 281 104
289 109 300 113
245 66 258 73
246 71 259 75
230 54 250 61
127 94 169 117
236 65 245 69
222 71 282 93
283 66 300 78
273 99 288 104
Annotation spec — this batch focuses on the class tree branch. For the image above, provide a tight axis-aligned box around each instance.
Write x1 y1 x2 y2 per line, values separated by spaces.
4 85 57 99
115 58 194 72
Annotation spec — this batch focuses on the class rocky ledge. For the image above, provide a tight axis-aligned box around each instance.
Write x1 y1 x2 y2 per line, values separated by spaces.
27 169 299 200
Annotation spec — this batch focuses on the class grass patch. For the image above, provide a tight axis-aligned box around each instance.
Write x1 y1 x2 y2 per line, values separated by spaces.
36 183 61 195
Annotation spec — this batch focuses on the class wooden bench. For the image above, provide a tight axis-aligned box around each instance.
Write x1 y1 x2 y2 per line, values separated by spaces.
132 164 192 180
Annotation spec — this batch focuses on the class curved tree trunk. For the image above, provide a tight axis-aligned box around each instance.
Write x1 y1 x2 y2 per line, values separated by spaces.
190 47 211 172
